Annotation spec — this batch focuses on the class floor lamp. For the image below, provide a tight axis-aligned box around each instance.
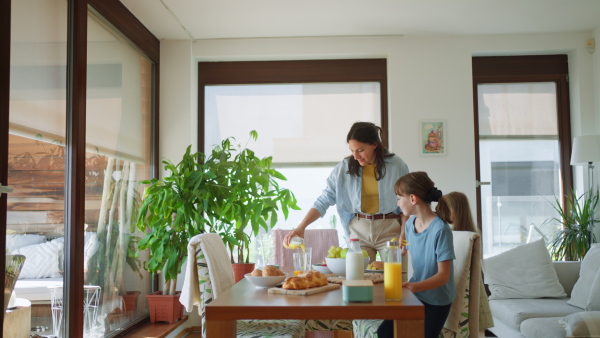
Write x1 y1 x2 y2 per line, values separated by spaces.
570 134 600 247
571 135 600 194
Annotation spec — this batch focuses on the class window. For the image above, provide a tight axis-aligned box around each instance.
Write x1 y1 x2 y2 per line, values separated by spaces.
2 0 158 336
199 59 387 262
473 55 572 258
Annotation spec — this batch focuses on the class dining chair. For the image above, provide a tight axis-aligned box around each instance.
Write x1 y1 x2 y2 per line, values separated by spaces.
273 229 353 338
180 233 306 338
352 231 482 338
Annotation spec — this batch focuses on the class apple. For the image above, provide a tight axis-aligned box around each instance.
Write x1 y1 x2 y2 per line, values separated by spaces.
362 249 368 258
339 248 349 259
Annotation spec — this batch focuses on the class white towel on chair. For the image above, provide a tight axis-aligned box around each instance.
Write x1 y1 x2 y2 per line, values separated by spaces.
180 233 235 313
198 233 235 298
180 234 202 313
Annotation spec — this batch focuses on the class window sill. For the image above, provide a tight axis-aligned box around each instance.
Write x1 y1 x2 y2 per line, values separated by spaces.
123 315 189 338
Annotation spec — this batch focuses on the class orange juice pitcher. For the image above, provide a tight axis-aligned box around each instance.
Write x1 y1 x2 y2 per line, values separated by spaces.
283 236 306 252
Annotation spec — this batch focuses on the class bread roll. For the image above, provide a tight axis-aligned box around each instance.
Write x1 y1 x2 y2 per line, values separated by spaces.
263 265 285 276
250 269 263 276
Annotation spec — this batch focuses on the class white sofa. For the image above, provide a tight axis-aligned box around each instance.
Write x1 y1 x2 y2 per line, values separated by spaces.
485 241 600 338
10 233 98 303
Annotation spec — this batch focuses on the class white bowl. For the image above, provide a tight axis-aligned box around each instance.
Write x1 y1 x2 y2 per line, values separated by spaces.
244 273 287 288
312 264 332 274
325 257 370 277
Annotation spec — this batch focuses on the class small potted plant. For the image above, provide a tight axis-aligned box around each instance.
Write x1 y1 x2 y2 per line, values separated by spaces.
135 145 220 323
204 131 300 282
544 188 599 261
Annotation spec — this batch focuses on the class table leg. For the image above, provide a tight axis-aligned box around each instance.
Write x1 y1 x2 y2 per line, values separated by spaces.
394 319 424 337
206 319 236 337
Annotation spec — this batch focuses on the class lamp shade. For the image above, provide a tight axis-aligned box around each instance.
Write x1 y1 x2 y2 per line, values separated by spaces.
571 135 600 165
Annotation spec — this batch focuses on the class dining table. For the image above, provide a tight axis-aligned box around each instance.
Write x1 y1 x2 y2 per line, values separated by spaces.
205 274 425 337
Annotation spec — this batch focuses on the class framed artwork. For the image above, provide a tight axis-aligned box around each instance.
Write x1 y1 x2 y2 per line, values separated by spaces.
420 120 446 156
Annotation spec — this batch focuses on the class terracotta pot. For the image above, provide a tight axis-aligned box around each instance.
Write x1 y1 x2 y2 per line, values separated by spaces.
232 262 255 283
145 291 183 324
121 291 141 317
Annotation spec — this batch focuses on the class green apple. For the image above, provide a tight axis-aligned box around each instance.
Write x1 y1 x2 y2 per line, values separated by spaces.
362 249 368 258
339 248 348 259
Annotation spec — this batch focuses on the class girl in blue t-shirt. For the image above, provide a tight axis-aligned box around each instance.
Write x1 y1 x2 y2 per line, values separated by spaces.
377 171 456 338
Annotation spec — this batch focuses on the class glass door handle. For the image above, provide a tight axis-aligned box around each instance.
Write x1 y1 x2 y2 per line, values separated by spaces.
0 184 13 194
476 180 490 187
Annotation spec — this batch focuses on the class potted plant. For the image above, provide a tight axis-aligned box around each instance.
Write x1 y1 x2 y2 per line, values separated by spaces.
544 189 599 261
135 145 220 323
204 131 300 282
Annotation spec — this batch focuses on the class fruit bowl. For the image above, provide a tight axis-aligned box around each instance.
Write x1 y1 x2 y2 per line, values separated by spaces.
325 257 369 277
244 273 287 288
312 264 332 274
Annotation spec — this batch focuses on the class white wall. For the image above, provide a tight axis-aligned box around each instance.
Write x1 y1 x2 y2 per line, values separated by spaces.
160 31 595 212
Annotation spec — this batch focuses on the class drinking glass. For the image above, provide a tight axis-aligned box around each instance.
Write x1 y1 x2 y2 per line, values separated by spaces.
383 243 402 301
293 247 312 275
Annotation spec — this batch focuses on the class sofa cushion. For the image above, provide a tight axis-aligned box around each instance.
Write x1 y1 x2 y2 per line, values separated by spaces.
484 239 566 300
489 298 581 331
559 311 600 338
11 238 64 279
520 317 567 338
568 244 600 310
6 234 47 252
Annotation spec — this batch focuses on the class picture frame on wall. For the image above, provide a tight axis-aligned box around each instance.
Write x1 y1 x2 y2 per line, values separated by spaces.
420 120 446 156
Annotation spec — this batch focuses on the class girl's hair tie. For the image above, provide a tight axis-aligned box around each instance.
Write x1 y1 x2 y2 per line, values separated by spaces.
425 187 442 203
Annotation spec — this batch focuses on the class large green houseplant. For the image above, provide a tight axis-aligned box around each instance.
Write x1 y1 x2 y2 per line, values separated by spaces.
205 131 300 267
135 145 219 296
544 189 599 261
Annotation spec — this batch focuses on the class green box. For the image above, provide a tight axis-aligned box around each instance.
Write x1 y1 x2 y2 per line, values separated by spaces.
342 280 374 303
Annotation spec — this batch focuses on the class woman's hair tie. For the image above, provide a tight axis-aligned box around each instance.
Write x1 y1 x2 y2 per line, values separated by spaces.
425 187 442 203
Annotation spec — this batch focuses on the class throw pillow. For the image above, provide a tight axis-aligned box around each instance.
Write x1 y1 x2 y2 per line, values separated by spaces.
12 240 64 279
569 244 600 309
483 238 566 299
559 311 600 338
588 269 600 311
6 234 47 252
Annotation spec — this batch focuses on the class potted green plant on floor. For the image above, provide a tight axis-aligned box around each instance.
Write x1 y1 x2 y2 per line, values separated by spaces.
204 131 300 282
544 188 600 261
135 145 220 323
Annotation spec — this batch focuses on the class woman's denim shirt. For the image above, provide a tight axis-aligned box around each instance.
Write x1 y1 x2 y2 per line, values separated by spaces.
312 155 409 239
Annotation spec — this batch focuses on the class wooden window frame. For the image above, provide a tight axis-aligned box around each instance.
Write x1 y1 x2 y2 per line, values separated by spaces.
197 59 389 152
472 55 572 233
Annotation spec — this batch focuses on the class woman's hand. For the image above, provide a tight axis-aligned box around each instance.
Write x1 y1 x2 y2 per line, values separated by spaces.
283 228 305 246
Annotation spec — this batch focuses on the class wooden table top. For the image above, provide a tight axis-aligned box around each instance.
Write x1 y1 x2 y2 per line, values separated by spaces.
206 278 424 321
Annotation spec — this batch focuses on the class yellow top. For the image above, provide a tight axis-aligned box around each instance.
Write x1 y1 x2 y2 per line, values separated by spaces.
361 164 379 214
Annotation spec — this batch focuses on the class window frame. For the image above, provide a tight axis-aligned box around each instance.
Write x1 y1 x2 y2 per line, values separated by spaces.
472 54 572 233
197 59 389 152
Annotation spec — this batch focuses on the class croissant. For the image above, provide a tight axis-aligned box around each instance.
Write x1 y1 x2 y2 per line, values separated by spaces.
282 270 328 289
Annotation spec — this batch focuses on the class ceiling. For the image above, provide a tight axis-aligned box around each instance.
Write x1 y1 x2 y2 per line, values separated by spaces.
121 0 600 41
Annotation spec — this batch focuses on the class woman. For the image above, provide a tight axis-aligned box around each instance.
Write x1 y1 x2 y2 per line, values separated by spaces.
284 121 409 262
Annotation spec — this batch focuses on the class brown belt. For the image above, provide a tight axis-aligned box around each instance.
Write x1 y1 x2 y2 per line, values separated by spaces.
355 212 402 220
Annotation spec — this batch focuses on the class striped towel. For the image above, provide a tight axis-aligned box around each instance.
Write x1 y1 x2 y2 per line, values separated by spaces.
180 233 235 313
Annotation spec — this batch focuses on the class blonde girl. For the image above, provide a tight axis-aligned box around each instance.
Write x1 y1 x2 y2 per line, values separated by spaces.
436 191 494 335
